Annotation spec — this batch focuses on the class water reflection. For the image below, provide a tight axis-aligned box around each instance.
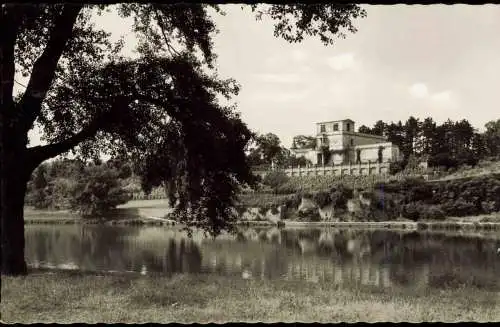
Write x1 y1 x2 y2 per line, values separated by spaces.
25 225 500 291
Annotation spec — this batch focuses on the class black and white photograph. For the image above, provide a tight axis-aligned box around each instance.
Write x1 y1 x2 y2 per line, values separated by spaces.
1 2 500 323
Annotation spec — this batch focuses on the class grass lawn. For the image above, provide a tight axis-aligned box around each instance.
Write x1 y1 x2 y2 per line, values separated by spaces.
2 270 499 323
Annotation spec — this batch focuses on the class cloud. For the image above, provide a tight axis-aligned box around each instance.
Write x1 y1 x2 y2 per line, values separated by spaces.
409 83 429 98
253 73 301 84
327 53 357 71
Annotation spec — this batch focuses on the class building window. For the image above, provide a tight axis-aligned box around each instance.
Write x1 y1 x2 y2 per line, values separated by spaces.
346 123 350 132
350 139 354 146
320 124 326 133
333 123 339 131
322 136 328 145
356 149 361 163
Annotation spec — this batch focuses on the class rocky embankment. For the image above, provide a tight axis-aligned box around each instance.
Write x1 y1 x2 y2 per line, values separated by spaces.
235 191 374 223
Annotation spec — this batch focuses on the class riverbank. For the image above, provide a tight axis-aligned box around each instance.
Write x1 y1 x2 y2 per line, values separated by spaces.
23 202 500 231
236 218 500 232
23 212 500 232
2 270 499 323
237 172 500 224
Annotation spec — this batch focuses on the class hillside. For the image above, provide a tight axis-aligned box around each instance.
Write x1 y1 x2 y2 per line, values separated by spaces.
434 159 500 181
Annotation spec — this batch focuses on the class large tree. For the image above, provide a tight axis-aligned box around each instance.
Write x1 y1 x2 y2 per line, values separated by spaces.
372 120 386 136
401 116 421 159
420 117 437 157
247 133 286 166
0 3 366 275
484 119 500 157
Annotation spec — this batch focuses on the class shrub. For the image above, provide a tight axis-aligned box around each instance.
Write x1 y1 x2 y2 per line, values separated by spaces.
275 184 299 194
420 205 446 220
389 161 405 175
312 191 331 208
270 206 280 215
329 185 353 210
402 203 421 221
442 198 478 217
284 193 302 210
405 183 433 203
234 206 247 217
365 190 402 218
26 189 51 209
258 207 269 215
401 176 427 188
262 171 289 190
69 165 132 218
428 153 458 169
480 201 497 213
455 152 479 167
297 209 321 222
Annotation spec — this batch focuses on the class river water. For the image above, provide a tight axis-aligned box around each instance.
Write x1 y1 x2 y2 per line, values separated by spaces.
25 225 500 291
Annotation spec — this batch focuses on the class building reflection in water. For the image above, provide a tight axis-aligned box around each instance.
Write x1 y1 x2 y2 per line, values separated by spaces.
24 225 500 292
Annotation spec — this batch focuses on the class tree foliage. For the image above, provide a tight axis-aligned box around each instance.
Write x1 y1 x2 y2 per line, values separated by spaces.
359 115 499 169
262 171 289 191
25 159 132 215
250 4 366 45
484 119 500 157
69 163 132 217
292 135 317 149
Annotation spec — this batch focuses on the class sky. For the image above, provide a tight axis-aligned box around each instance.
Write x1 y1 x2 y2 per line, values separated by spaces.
24 4 500 149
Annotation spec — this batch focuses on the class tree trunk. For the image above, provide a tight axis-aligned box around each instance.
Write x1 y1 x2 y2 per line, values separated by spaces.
1 149 32 276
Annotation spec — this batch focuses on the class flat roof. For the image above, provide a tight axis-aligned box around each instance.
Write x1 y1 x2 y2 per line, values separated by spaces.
316 119 355 124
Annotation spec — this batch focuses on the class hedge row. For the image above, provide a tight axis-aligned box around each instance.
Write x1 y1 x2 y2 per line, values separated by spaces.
372 174 500 220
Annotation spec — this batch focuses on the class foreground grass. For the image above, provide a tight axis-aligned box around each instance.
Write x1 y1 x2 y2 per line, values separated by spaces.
2 271 499 323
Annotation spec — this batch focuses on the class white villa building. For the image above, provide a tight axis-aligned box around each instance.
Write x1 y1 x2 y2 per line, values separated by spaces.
291 119 401 167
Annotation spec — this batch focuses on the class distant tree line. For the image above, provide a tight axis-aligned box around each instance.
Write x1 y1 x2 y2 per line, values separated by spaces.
358 117 500 169
25 158 134 217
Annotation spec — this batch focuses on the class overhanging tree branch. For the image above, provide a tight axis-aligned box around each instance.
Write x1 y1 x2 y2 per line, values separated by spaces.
27 96 130 164
27 115 102 164
19 4 83 132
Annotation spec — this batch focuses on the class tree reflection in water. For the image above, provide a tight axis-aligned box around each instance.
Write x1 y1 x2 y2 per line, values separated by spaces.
24 226 500 291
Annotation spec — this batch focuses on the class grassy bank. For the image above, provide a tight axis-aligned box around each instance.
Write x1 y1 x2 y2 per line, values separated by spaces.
24 203 175 226
2 271 499 323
